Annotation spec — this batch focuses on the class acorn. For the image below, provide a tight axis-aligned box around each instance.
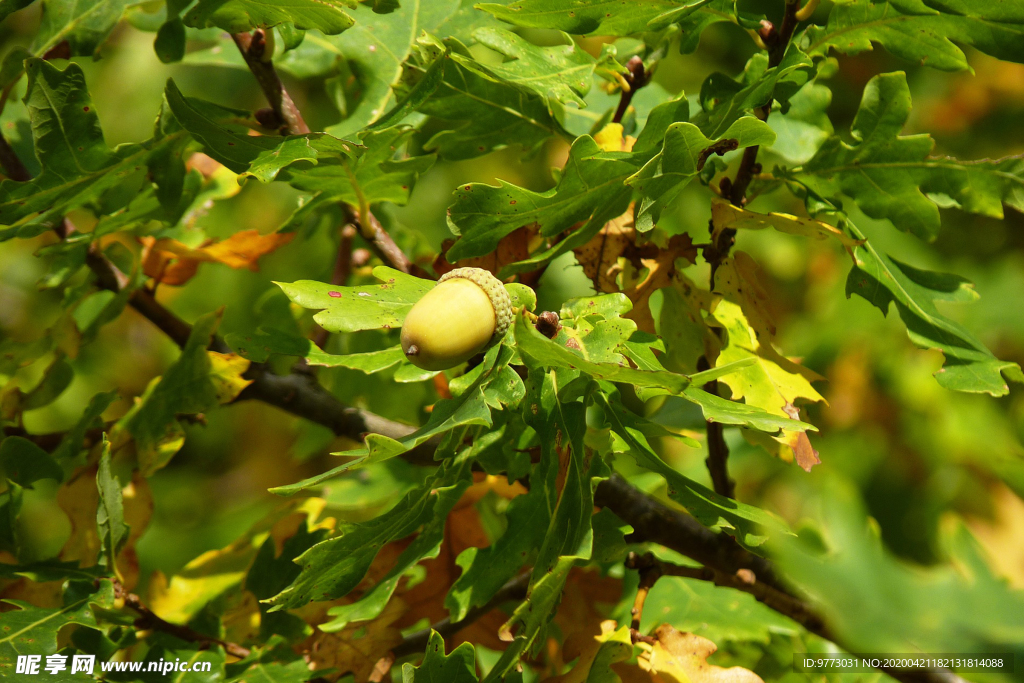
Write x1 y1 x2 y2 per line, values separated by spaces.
401 267 513 371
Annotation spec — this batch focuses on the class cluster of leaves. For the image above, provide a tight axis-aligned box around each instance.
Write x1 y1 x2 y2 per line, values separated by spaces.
1 0 1023 681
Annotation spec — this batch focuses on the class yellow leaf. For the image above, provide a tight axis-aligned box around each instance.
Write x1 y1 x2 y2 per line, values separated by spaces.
708 263 825 470
711 200 864 249
148 499 329 624
638 624 764 683
208 351 252 403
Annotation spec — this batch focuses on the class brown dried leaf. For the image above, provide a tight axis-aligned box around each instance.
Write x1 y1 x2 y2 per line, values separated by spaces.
555 568 624 664
436 226 537 278
140 230 295 286
306 596 405 683
573 211 636 294
624 234 698 334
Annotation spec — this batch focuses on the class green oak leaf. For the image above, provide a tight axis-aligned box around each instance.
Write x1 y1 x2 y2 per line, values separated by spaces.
0 437 62 487
267 455 471 609
0 580 115 674
788 71 1024 239
844 220 1024 395
447 136 637 261
0 60 182 241
402 35 570 159
96 439 128 572
32 0 132 57
627 116 776 231
772 477 1024 653
805 0 1024 71
276 266 433 333
184 0 357 34
476 0 728 39
444 469 550 621
469 27 613 107
274 0 466 135
599 395 786 549
402 631 479 682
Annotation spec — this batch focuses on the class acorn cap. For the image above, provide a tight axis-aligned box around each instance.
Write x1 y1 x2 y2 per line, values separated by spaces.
438 267 513 343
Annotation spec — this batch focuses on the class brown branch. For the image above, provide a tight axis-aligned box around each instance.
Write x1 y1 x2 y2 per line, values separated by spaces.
701 0 805 498
121 589 250 659
612 56 650 124
339 203 415 275
697 357 735 498
391 572 530 659
231 30 309 135
626 551 824 635
593 473 783 590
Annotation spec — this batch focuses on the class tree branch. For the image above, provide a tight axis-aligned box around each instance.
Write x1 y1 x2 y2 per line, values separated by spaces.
339 203 416 275
120 586 250 659
231 30 309 135
701 0 805 498
625 551 824 635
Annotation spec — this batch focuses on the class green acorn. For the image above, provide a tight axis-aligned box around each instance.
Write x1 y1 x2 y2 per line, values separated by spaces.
401 267 513 371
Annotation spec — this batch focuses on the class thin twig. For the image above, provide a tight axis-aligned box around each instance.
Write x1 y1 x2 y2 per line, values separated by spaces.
626 552 824 635
231 30 309 135
340 203 414 275
120 588 250 659
612 56 649 124
697 357 735 498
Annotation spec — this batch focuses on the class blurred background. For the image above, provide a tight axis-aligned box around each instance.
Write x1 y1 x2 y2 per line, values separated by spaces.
1 0 1023 673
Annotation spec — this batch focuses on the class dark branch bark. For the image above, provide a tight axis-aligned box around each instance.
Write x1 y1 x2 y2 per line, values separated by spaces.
339 203 415 275
701 0 805 498
626 551 824 635
594 474 783 590
231 30 309 135
121 588 250 659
